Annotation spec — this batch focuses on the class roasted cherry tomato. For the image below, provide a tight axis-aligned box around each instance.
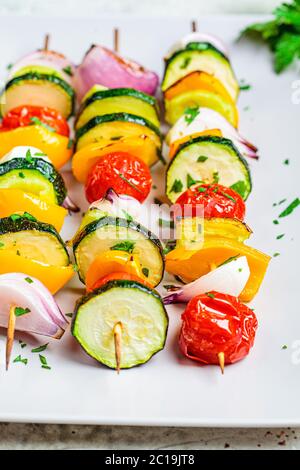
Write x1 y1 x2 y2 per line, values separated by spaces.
179 291 257 367
90 272 151 291
85 151 152 203
0 105 70 137
174 184 245 220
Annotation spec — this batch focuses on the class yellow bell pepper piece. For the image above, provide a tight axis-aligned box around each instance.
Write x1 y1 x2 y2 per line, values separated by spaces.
169 129 222 159
0 125 72 169
166 237 271 302
85 250 149 291
72 136 159 184
0 250 74 294
0 189 67 232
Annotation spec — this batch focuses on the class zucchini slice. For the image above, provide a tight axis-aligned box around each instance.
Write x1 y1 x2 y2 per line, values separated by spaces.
72 216 164 286
166 136 251 202
1 72 75 118
0 215 70 266
76 87 160 129
162 42 239 101
0 157 67 205
72 280 168 369
75 113 162 153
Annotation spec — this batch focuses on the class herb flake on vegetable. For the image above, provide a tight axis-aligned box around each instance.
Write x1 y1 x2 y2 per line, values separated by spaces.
110 241 135 253
197 155 208 163
184 106 200 125
15 307 31 317
170 179 183 193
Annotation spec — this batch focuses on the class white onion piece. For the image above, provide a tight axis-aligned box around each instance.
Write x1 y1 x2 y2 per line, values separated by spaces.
0 273 68 338
90 188 143 224
165 32 229 60
9 50 75 85
74 45 159 101
0 146 51 164
167 108 259 160
163 256 250 304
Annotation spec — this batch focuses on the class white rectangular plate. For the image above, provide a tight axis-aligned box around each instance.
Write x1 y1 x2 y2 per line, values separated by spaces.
0 14 299 427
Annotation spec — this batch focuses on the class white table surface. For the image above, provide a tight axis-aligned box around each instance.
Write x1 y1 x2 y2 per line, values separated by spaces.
0 0 296 451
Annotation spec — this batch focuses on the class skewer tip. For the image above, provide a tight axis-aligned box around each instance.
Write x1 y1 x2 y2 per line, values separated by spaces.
43 33 50 51
218 352 225 375
191 20 197 33
113 28 119 53
6 305 16 371
113 321 122 374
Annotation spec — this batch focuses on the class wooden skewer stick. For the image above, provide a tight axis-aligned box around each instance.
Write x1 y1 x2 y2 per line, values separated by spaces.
113 28 119 53
217 352 225 375
43 33 50 51
113 321 122 374
191 20 198 33
6 305 16 371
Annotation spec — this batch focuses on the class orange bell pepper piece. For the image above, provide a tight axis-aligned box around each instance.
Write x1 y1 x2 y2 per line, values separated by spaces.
165 237 271 302
0 125 72 169
169 129 222 159
85 250 149 291
0 189 67 232
0 250 74 294
72 136 159 183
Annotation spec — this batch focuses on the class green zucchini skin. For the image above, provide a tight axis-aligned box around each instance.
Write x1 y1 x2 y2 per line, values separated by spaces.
165 42 229 68
0 158 67 205
75 112 162 141
72 216 165 284
0 215 70 260
72 279 169 370
81 87 158 110
4 72 76 117
166 135 252 200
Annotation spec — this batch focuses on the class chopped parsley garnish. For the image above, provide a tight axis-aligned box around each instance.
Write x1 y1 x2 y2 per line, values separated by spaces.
63 65 73 76
273 219 279 225
110 241 135 253
152 185 157 190
19 172 25 179
276 234 285 239
13 355 28 365
65 313 73 318
142 267 149 278
170 179 183 193
163 239 176 255
0 242 4 248
238 268 243 272
34 152 47 157
239 80 251 91
19 340 27 349
240 1 300 73
197 186 207 193
15 307 31 317
273 252 280 257
218 255 240 267
212 171 219 184
187 173 198 188
72 263 79 272
39 354 51 370
110 136 123 141
24 277 33 284
282 345 288 350
6 63 13 70
118 173 143 193
25 148 34 163
206 292 215 299
230 180 246 197
30 116 55 133
67 138 74 149
197 155 208 163
31 343 49 353
159 218 175 229
180 57 191 69
283 159 290 165
278 198 300 218
243 105 250 112
273 198 287 207
184 106 200 125
121 210 133 222
221 191 236 203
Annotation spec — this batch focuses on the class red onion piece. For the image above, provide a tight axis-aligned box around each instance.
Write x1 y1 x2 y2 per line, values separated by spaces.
62 196 80 213
163 257 250 304
74 45 159 101
0 273 68 338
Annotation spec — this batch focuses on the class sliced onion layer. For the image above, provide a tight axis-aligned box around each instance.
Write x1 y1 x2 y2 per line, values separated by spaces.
90 188 142 223
167 107 259 160
74 45 159 101
163 256 250 304
0 273 68 338
165 32 229 60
